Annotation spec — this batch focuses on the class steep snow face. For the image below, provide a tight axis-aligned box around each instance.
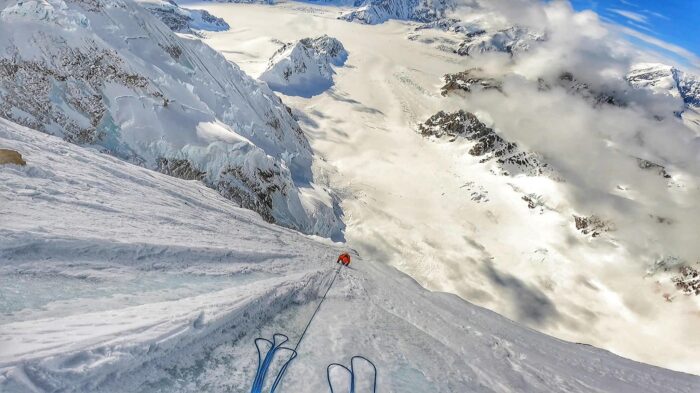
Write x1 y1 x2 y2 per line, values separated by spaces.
137 0 229 36
2 117 700 393
259 35 348 97
0 0 343 238
627 63 700 132
340 0 455 25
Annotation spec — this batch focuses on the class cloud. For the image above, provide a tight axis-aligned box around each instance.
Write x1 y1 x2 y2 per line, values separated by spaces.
443 0 700 371
615 25 700 70
642 9 671 21
608 8 648 24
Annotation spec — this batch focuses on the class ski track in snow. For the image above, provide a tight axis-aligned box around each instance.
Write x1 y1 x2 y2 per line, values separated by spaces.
1 83 699 391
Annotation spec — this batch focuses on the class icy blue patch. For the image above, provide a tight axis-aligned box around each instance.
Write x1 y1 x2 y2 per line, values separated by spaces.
95 111 142 161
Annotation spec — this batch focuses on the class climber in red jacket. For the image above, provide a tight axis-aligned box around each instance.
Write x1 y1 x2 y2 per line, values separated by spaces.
337 252 351 266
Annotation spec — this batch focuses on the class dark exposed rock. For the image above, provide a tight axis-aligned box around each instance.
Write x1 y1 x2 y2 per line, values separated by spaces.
441 68 503 96
156 158 206 181
159 43 183 60
673 265 700 296
522 195 536 209
637 158 672 178
419 110 551 176
217 166 284 223
573 215 613 237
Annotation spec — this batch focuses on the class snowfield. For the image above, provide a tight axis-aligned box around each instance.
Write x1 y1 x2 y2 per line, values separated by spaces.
2 116 699 392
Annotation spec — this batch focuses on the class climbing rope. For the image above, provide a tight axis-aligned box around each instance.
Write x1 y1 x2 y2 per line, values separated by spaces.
249 260 378 393
250 334 297 393
327 355 378 393
250 264 342 393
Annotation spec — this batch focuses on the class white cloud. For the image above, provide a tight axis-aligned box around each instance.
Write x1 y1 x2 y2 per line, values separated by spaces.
643 9 671 21
444 0 700 371
608 8 649 24
615 25 700 70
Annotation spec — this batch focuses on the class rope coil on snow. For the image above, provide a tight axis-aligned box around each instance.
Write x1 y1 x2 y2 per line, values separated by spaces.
327 355 378 393
250 334 298 393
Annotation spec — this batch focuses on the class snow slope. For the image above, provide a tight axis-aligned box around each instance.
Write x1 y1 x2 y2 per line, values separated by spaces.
2 117 699 392
0 0 342 238
192 2 700 374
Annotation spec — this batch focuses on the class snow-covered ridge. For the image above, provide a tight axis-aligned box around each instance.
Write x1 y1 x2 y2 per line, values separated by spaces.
0 0 343 238
340 0 455 25
2 116 699 392
137 0 229 36
626 64 700 132
259 35 348 97
627 63 700 109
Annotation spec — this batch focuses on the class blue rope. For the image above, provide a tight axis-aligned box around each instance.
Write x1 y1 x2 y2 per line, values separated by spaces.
250 334 297 393
250 265 342 393
327 355 378 393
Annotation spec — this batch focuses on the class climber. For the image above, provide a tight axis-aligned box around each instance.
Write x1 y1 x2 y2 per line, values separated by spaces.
336 252 351 266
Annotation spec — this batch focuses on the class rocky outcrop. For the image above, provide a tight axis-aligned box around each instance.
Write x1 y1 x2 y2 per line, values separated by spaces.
260 35 347 97
156 157 206 181
441 69 503 96
573 215 614 237
637 158 672 179
673 265 700 296
419 110 552 176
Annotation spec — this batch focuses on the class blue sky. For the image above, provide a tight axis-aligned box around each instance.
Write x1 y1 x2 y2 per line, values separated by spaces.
568 0 700 68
